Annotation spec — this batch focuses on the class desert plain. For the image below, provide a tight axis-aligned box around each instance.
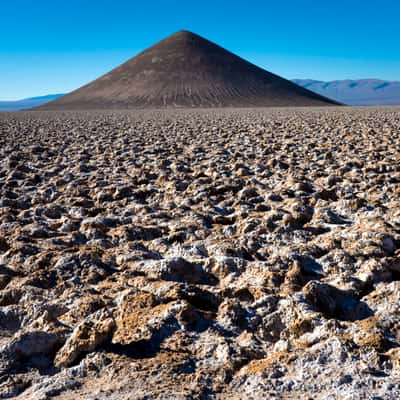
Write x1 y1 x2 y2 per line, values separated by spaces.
0 107 400 399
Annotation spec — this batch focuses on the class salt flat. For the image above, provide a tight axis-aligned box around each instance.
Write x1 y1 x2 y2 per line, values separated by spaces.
0 107 400 399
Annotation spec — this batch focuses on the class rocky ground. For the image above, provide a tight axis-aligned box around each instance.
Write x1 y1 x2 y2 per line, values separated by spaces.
0 107 400 399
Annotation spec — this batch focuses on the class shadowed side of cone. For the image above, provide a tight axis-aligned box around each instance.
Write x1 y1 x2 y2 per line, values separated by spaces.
39 30 340 109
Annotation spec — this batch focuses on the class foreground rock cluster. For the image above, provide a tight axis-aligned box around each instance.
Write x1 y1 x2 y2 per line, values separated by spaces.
0 107 400 399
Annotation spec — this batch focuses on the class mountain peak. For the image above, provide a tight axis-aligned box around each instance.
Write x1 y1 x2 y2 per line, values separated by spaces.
172 29 197 37
151 29 217 54
161 30 199 43
39 31 338 109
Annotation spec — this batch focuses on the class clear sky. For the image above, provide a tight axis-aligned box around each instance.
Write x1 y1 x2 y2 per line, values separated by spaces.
1 0 400 100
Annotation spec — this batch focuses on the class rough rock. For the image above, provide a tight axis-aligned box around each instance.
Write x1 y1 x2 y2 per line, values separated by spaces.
0 107 400 399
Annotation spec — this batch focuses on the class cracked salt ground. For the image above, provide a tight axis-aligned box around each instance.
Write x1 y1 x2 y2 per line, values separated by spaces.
0 107 400 399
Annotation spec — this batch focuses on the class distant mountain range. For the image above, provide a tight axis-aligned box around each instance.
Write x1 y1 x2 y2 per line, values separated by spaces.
1 79 400 110
0 94 64 111
293 79 400 106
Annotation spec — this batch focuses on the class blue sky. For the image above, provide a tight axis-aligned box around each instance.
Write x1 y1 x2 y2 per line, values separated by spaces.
1 0 400 100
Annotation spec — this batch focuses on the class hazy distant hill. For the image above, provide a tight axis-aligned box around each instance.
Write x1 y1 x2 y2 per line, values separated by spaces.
0 94 64 111
293 79 400 105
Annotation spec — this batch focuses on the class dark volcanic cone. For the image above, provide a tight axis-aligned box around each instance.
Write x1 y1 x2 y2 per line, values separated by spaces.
40 30 339 109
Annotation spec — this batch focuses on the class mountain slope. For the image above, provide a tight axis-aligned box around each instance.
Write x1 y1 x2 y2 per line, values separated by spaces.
293 79 400 105
40 30 337 110
0 94 64 111
5 78 399 111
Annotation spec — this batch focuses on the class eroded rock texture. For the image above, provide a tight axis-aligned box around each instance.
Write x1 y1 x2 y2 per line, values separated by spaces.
0 108 400 399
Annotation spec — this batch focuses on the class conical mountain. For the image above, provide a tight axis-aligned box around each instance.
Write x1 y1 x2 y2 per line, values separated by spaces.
40 30 339 109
